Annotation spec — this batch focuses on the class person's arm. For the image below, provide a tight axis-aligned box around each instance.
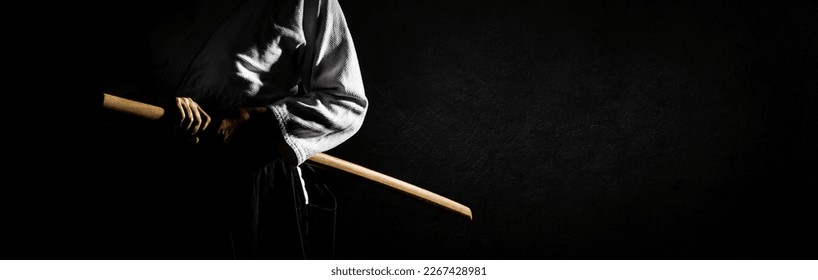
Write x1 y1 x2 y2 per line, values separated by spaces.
266 0 368 165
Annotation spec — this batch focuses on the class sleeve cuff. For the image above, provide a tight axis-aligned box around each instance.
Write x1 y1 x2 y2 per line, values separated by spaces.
269 104 308 165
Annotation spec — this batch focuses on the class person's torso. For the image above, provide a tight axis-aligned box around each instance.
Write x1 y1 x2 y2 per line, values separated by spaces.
143 0 307 113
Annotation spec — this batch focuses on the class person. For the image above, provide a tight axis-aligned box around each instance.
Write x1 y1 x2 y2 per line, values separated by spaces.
80 0 367 259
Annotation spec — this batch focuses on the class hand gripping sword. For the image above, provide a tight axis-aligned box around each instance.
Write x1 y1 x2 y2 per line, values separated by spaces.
101 93 473 220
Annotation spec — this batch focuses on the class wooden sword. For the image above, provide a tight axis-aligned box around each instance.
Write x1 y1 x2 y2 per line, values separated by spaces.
101 93 473 220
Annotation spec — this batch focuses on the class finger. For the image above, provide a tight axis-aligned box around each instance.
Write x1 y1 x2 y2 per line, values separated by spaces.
183 98 195 130
200 107 211 132
194 136 200 144
176 98 186 126
224 130 233 143
191 104 203 134
240 109 251 121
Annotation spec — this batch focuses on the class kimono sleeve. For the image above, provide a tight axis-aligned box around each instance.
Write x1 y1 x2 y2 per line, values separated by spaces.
267 0 368 165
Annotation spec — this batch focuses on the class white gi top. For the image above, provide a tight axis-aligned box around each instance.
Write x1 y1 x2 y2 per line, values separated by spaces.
158 0 367 165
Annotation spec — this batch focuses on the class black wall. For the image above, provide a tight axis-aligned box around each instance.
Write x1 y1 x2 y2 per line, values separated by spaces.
323 0 818 259
7 0 817 259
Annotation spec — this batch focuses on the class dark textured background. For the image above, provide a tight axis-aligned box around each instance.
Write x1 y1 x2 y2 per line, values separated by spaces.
7 0 817 259
321 0 818 259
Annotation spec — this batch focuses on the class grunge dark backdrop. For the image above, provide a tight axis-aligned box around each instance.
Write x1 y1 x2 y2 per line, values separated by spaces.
327 0 818 259
7 0 817 259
